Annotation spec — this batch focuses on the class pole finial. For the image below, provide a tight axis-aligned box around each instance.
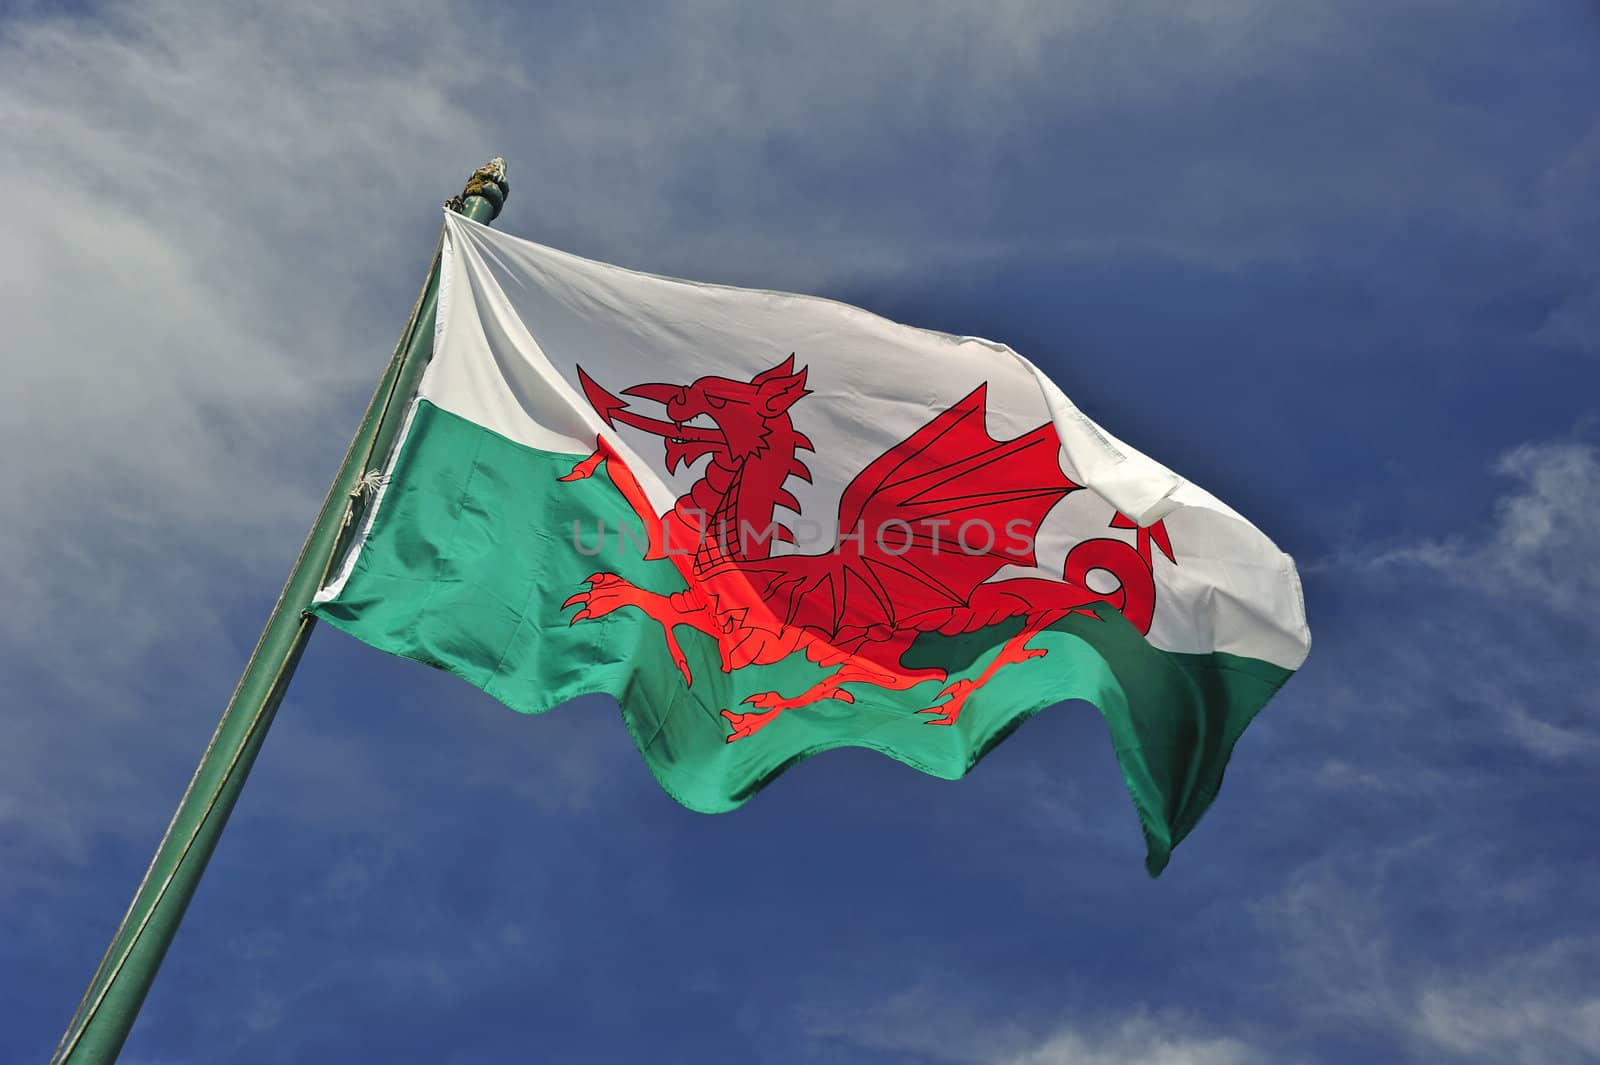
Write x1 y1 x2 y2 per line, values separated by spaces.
447 157 509 219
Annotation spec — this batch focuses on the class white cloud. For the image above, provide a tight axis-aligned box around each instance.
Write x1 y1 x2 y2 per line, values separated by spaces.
1484 443 1600 609
1345 442 1600 612
1309 438 1600 761
802 986 1280 1065
1235 429 1600 1062
1499 700 1600 761
1413 957 1600 1065
1002 1016 1271 1065
0 0 520 887
0 3 501 693
1263 859 1600 1065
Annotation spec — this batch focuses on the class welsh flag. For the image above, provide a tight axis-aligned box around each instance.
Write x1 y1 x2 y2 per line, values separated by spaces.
313 213 1310 874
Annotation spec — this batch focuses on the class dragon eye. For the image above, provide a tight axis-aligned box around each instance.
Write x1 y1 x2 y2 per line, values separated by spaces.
705 394 728 409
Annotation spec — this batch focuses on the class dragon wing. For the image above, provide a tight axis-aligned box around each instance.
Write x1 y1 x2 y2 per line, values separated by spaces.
703 385 1081 640
835 384 1080 623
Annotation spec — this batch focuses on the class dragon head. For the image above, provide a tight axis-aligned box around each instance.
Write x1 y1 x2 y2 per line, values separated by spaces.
577 355 811 474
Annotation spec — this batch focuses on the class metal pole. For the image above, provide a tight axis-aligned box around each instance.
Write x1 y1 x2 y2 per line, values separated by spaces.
51 158 510 1065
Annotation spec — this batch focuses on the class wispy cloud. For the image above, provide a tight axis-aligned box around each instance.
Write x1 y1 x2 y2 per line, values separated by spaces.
1304 437 1600 762
1262 856 1600 1065
1248 437 1600 1058
1002 1018 1273 1065
0 0 515 897
1411 947 1600 1065
1350 442 1600 615
801 986 1281 1065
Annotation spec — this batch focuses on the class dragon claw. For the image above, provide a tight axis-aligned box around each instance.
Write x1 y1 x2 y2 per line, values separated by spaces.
918 678 979 727
565 573 631 626
722 707 782 742
564 572 697 687
740 687 854 713
727 685 854 740
935 678 979 703
559 450 605 482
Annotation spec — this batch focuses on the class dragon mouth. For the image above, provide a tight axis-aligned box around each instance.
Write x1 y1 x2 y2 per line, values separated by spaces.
612 411 723 447
663 418 723 474
666 413 720 445
576 367 726 472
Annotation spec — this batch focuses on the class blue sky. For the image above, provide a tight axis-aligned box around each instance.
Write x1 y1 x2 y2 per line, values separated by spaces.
3 1 1598 1062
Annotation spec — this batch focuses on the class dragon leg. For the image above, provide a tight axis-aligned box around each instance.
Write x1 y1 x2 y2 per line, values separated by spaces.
723 631 946 742
722 674 855 742
918 610 1064 727
564 573 713 685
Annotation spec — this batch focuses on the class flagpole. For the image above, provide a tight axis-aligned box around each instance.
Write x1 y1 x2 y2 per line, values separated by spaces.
50 158 510 1065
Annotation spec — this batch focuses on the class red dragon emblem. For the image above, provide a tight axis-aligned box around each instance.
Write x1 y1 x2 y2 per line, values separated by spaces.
559 354 1175 741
